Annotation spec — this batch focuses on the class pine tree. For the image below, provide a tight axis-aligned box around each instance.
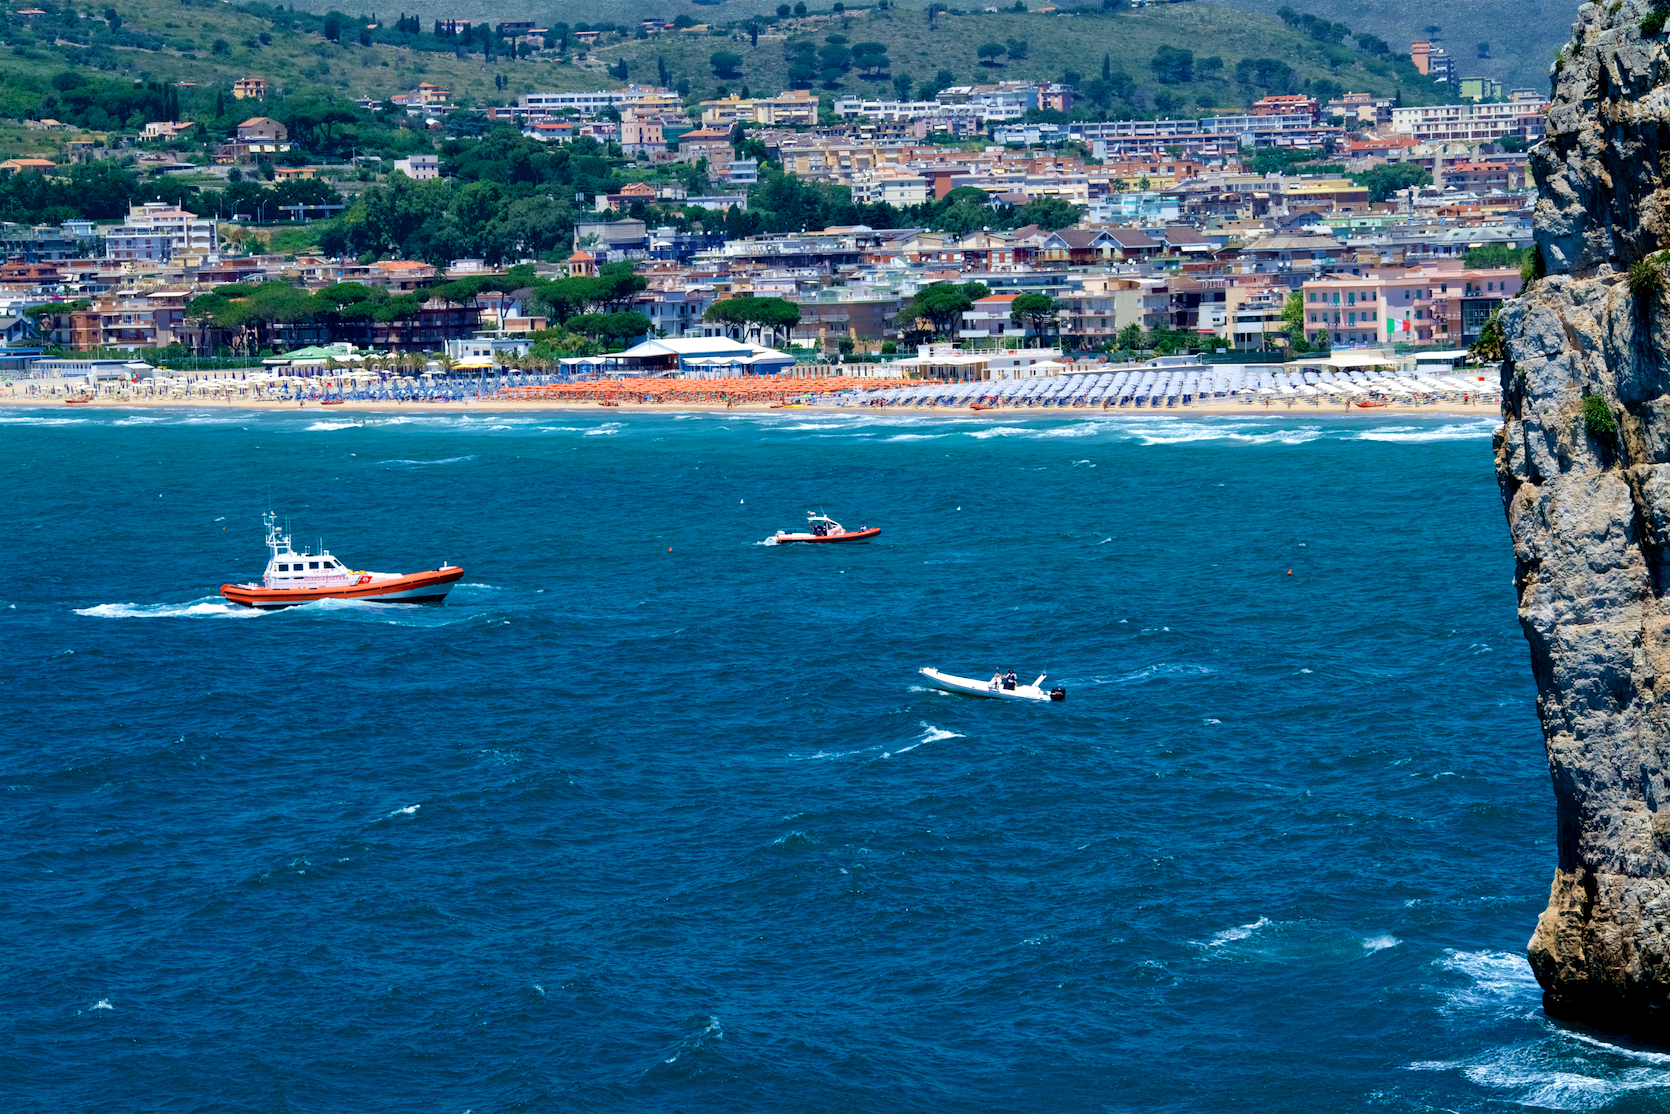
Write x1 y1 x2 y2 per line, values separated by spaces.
1102 53 1110 80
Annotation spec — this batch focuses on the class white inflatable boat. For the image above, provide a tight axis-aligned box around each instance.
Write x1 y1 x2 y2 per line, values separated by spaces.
920 667 1066 702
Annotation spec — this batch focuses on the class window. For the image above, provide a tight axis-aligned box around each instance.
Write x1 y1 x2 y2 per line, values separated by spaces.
1440 283 1447 293
1309 292 1316 302
309 561 320 569
1348 312 1356 324
277 563 288 571
1348 292 1356 305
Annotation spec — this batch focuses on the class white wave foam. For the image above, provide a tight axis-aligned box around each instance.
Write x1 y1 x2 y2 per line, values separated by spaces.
918 724 965 744
0 415 87 426
376 455 478 466
1415 1044 1670 1112
1129 423 1324 447
1356 419 1497 443
387 804 419 817
584 423 623 436
883 432 947 442
1202 915 1270 947
1436 948 1539 1013
1362 934 1400 953
91 999 113 1010
754 536 781 546
75 599 263 620
304 420 359 431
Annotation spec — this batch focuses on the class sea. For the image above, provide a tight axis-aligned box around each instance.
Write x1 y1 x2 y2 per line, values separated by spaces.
3 406 1664 1113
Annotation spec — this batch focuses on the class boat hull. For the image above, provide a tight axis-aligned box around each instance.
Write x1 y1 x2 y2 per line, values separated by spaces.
220 566 464 609
920 667 1062 702
775 527 881 544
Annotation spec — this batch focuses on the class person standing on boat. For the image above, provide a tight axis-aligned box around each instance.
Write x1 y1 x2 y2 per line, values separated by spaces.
1004 670 1018 690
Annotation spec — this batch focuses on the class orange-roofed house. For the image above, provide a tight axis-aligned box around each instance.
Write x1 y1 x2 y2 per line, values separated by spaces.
0 158 56 175
567 250 597 277
371 260 437 290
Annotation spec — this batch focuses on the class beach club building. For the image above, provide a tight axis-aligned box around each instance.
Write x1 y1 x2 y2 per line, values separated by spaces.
586 336 797 378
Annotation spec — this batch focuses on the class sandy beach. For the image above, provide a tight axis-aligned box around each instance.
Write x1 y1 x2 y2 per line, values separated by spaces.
0 393 1505 418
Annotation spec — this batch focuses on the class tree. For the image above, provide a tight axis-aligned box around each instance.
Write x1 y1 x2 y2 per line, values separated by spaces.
711 51 745 79
977 42 1007 66
1014 196 1081 231
1464 243 1534 270
893 72 914 100
777 3 791 13
1281 291 1311 351
851 41 889 75
1010 293 1060 337
1004 38 1028 61
1150 44 1193 84
1351 162 1431 203
704 295 801 347
894 281 990 338
1115 322 1144 351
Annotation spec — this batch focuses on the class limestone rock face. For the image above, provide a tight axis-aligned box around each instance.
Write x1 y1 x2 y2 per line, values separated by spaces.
1500 0 1670 1030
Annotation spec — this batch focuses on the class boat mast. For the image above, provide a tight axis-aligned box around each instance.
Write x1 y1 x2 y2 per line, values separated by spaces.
263 511 291 561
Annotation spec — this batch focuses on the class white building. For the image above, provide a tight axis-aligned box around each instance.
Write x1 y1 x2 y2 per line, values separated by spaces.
393 154 439 180
119 202 215 257
850 168 930 207
517 85 668 116
1390 101 1549 144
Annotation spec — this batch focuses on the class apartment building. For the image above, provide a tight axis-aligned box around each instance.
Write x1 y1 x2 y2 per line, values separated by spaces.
1390 101 1549 144
517 85 671 117
1300 263 1521 345
699 90 817 128
114 203 216 258
231 77 266 100
850 166 930 206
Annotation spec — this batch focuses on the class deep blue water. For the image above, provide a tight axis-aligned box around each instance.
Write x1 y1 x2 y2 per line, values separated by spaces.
2 406 1656 1113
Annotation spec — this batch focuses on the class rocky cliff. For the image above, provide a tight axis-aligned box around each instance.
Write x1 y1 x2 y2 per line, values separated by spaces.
1498 0 1670 1031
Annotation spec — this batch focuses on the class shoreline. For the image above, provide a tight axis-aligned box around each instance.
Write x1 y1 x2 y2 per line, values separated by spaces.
0 395 1506 418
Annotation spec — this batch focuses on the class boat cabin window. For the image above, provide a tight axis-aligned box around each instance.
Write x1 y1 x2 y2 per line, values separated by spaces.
278 563 289 571
309 561 320 569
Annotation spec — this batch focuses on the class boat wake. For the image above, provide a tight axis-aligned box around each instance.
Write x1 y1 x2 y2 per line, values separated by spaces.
75 598 263 620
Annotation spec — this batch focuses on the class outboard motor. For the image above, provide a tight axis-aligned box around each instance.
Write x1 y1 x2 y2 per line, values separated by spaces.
1049 687 1067 702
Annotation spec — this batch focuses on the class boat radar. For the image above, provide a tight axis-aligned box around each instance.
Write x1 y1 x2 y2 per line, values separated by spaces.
219 511 463 609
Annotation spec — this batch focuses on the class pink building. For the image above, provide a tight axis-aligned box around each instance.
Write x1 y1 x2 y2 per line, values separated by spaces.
1301 261 1522 346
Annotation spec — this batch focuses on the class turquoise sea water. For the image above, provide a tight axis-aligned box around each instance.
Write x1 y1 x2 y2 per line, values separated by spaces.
3 406 1660 1112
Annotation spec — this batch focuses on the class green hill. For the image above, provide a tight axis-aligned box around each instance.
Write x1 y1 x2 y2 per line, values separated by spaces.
1214 0 1571 97
578 2 1445 110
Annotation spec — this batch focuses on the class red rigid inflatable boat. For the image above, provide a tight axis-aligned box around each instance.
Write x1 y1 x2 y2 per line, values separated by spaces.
220 512 464 609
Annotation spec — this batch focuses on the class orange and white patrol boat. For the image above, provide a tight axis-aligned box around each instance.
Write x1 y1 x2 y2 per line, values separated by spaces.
220 512 463 609
772 513 880 544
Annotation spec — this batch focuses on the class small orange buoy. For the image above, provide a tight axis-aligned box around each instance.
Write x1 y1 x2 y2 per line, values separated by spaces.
1287 569 1293 575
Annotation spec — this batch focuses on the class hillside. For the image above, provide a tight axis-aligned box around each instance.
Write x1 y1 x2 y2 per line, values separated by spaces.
0 0 616 122
232 0 1448 112
613 3 1443 108
1215 0 1571 96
